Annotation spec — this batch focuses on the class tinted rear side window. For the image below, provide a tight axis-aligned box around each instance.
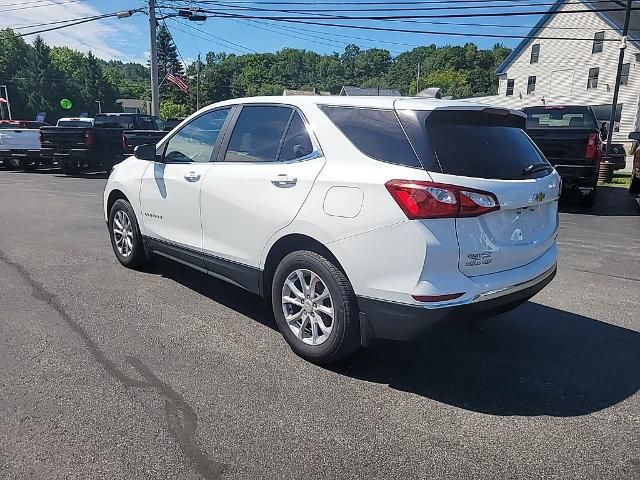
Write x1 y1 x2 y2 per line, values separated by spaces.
320 106 420 168
427 110 549 180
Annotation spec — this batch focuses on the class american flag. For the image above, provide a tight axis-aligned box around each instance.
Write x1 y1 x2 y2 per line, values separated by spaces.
165 72 189 93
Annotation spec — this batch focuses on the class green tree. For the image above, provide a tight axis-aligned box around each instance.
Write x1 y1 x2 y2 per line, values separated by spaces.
16 36 64 119
82 51 116 114
160 99 188 119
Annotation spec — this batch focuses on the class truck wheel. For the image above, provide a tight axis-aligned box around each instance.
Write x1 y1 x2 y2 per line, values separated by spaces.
630 174 640 194
271 250 360 364
19 158 38 171
3 157 19 170
60 160 79 175
580 189 597 207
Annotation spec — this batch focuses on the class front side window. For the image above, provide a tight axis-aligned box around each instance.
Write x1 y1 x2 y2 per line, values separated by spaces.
620 63 630 85
164 108 230 163
587 67 599 89
527 76 536 94
593 32 605 53
530 44 540 64
224 106 292 162
506 79 515 96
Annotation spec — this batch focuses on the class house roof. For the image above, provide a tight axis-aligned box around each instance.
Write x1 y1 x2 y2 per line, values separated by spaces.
340 86 401 96
495 0 640 75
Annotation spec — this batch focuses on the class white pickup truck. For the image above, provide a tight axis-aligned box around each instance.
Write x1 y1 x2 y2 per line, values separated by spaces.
0 120 51 170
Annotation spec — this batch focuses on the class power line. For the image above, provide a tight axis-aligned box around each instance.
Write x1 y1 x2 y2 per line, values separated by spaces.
0 0 87 14
190 9 636 41
5 12 132 38
167 0 634 5
168 17 257 52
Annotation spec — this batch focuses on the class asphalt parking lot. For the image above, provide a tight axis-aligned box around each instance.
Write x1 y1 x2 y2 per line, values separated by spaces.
1 168 639 479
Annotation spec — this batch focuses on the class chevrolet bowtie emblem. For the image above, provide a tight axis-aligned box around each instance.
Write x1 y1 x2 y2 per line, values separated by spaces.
534 192 546 202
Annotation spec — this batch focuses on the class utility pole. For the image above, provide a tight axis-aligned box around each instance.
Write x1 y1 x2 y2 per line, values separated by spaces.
196 53 201 110
94 100 102 114
605 0 632 157
416 63 420 95
149 0 160 117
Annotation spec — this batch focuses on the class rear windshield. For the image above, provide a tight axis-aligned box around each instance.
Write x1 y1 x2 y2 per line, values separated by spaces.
320 106 421 168
95 115 134 128
426 110 550 180
523 106 597 130
57 120 92 127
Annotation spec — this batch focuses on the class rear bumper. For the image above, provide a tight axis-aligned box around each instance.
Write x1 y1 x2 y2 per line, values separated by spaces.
42 148 93 161
358 262 557 343
554 164 598 188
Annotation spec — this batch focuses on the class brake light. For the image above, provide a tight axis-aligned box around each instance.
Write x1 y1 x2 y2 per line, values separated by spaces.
385 180 499 219
84 129 93 146
122 131 127 150
586 132 600 160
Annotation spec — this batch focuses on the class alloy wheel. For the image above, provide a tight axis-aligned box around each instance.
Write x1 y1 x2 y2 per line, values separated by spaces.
112 210 134 258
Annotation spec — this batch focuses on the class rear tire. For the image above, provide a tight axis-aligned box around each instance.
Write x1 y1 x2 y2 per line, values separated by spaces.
630 174 640 194
3 157 19 170
19 158 38 171
108 199 149 269
60 160 79 175
271 250 360 364
580 189 597 207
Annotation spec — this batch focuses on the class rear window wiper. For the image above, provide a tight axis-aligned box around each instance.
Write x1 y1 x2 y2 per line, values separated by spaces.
521 163 553 176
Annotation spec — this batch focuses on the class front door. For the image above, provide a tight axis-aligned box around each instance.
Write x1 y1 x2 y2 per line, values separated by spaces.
201 105 325 288
140 107 232 266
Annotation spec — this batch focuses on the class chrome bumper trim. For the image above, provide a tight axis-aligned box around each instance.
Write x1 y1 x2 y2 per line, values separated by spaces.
472 263 557 303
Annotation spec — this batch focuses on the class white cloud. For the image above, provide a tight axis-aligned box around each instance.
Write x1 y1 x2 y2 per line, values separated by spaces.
1 0 145 61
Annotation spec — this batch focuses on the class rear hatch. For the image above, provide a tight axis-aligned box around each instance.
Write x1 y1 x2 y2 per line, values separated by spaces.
400 107 560 277
523 106 600 167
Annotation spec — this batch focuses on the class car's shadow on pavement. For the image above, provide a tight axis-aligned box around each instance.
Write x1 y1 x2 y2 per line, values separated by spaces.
330 302 640 417
560 185 639 216
148 256 640 417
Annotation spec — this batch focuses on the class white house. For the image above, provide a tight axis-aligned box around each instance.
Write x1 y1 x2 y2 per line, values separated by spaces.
467 0 640 145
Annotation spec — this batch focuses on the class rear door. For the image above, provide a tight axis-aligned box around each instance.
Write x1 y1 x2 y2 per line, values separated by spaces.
419 109 561 277
201 105 325 277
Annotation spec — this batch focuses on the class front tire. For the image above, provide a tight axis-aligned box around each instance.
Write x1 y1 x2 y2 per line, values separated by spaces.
580 189 597 207
271 250 360 364
108 199 149 269
3 157 19 170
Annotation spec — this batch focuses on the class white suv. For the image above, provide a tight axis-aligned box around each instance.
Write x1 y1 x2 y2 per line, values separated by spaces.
104 96 560 363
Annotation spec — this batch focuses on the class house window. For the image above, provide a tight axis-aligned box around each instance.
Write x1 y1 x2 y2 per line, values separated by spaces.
620 63 630 85
592 32 605 53
506 79 515 96
587 67 599 89
527 76 536 94
530 44 540 64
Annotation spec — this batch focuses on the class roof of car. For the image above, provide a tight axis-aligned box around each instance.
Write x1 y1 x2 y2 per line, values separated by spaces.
211 95 513 113
58 117 94 122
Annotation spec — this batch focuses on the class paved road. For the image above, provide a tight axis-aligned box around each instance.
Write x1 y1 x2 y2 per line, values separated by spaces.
1 169 639 479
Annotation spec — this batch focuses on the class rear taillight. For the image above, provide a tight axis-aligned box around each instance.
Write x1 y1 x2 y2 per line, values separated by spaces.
84 129 93 146
385 180 499 219
122 131 127 150
586 132 600 160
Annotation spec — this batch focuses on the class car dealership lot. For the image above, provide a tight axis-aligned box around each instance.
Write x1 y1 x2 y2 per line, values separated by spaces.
1 169 639 480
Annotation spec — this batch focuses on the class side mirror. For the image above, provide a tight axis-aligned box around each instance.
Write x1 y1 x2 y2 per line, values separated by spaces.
134 144 158 161
628 131 640 141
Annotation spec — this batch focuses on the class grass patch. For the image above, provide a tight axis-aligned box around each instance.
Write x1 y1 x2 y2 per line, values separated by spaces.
606 172 631 188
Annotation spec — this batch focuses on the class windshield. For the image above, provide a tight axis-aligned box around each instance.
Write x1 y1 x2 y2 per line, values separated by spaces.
57 120 92 127
523 106 598 130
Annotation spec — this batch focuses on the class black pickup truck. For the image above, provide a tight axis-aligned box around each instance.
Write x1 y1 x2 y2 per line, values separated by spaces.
522 105 603 206
40 113 167 174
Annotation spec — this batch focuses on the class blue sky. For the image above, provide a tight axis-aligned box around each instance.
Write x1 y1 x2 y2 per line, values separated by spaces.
0 0 549 63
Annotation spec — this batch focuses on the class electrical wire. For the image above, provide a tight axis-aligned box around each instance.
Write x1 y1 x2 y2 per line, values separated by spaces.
169 17 257 52
0 0 87 14
5 12 136 38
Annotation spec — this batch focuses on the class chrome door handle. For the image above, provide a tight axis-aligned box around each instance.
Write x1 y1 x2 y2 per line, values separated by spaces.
184 172 201 182
271 174 297 188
